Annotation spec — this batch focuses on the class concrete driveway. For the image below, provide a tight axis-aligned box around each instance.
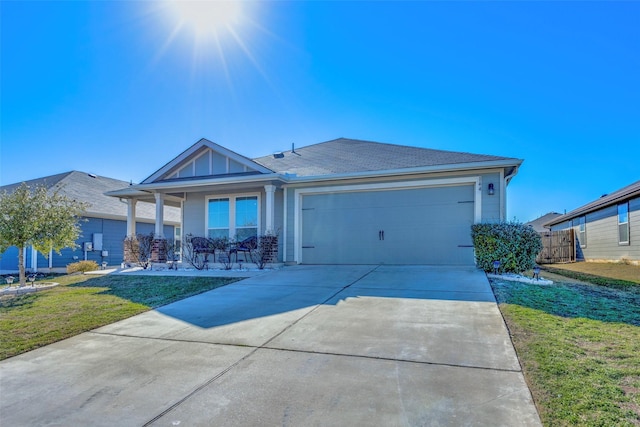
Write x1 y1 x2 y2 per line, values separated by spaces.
0 265 541 426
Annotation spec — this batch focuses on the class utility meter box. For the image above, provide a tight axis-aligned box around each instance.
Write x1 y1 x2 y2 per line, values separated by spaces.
93 233 103 251
84 242 93 252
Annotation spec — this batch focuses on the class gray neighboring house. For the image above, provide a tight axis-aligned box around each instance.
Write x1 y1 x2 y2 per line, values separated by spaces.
525 212 562 233
108 138 522 265
545 180 640 263
0 171 180 273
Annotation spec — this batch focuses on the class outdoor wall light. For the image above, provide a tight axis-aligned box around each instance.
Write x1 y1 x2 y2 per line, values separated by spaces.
488 183 495 195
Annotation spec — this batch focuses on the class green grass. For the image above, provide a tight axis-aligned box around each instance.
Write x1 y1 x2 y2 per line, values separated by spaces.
491 278 640 426
0 274 240 360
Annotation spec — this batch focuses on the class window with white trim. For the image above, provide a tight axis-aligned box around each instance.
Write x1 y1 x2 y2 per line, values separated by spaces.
206 195 259 240
578 216 586 247
618 202 629 245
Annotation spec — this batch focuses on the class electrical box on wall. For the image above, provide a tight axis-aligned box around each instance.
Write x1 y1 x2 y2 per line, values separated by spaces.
84 242 93 252
101 250 109 257
93 233 103 251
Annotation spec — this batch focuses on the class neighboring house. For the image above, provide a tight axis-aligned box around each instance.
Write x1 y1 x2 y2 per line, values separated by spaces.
107 138 523 265
545 180 640 263
525 212 562 233
0 171 180 273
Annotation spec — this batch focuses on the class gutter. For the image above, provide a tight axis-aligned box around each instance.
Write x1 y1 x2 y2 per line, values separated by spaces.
107 158 522 194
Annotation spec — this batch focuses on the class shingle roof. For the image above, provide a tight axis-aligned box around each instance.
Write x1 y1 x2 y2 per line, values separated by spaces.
253 138 519 176
545 180 640 227
0 171 180 223
525 212 562 232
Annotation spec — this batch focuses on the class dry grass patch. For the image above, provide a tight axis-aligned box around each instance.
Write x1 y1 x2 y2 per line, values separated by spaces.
547 262 640 284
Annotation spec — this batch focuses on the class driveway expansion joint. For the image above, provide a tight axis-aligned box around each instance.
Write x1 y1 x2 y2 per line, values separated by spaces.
258 345 523 373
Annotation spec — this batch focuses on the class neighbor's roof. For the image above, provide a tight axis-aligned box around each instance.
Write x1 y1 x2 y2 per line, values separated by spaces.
525 212 562 232
545 180 640 227
253 138 522 177
0 171 180 223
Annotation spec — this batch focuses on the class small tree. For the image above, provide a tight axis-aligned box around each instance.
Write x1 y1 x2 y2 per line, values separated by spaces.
471 222 542 274
0 183 87 286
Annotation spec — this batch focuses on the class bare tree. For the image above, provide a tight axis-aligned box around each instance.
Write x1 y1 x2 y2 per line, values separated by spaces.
124 232 154 269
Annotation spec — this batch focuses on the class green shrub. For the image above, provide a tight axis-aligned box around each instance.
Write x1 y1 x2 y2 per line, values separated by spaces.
66 260 99 274
471 222 542 274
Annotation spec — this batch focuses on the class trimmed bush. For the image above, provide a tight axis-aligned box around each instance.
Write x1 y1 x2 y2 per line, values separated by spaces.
471 222 542 274
66 260 100 274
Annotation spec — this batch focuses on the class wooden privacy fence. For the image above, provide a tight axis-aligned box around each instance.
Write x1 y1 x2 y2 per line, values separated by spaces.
537 229 575 264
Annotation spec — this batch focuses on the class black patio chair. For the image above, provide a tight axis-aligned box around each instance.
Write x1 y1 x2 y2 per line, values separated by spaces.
230 235 258 263
191 237 216 262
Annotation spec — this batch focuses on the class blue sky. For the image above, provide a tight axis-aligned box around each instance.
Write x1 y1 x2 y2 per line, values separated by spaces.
1 1 638 222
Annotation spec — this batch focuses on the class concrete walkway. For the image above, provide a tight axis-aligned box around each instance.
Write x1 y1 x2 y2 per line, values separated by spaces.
0 265 541 426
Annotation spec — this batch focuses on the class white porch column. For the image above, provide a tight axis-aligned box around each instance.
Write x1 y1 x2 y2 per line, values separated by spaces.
264 184 276 233
155 193 165 238
30 246 38 272
126 199 137 237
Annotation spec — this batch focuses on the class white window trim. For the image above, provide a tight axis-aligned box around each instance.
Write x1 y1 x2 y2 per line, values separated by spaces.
578 216 587 248
205 193 261 240
618 202 630 245
292 177 481 264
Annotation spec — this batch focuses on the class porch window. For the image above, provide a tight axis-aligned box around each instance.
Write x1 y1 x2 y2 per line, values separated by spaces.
207 198 230 238
207 195 259 240
235 196 258 240
618 202 629 245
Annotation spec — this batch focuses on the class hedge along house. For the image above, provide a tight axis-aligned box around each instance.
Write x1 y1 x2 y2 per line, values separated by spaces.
545 180 640 264
0 171 180 273
107 138 522 266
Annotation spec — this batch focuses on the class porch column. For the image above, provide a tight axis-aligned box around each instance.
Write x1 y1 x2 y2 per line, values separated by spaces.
126 199 137 237
30 246 38 272
154 193 164 238
264 184 276 233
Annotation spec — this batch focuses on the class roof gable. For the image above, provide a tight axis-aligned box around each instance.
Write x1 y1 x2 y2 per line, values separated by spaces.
253 138 520 176
142 138 273 184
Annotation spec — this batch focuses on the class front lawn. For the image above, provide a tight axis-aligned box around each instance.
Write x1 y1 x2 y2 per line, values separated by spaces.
544 262 640 285
491 274 640 426
0 274 240 360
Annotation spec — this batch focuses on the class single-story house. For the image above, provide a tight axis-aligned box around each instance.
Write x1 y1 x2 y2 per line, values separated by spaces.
0 171 180 273
525 212 562 233
545 180 640 263
107 138 522 266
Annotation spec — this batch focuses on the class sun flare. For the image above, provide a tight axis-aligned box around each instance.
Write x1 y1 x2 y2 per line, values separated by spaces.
168 0 243 38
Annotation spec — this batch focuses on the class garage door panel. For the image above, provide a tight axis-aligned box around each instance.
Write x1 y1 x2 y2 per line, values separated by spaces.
301 185 475 265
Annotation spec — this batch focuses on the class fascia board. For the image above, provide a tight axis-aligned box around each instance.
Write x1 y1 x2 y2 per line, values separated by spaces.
284 159 523 185
130 173 286 191
82 213 180 226
545 188 640 227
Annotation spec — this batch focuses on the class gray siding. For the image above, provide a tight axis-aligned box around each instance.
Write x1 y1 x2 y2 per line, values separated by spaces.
1 218 174 272
549 196 640 262
480 172 502 222
183 192 207 237
182 187 284 262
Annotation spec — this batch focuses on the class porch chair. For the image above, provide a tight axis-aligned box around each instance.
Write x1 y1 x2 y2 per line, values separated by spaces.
191 237 216 263
230 235 258 263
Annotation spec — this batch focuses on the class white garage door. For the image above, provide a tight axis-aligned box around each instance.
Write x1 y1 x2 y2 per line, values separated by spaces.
301 185 475 265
